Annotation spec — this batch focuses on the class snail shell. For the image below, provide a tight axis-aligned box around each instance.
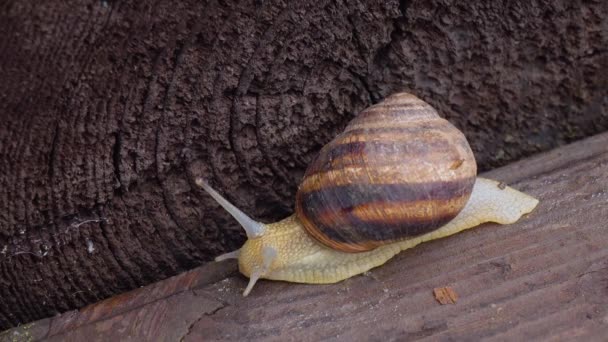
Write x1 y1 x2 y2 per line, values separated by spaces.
295 93 477 252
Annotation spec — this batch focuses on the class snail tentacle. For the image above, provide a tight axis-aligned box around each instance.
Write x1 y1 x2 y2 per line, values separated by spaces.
243 245 277 296
215 249 241 261
196 178 266 238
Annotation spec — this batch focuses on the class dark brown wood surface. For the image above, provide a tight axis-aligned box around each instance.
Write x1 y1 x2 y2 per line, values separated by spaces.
2 132 607 341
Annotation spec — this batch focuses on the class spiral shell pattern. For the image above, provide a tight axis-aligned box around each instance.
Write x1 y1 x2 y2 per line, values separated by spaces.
295 93 477 252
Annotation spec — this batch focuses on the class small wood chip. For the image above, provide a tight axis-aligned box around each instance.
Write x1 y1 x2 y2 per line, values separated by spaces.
497 182 507 190
449 159 464 170
433 287 458 305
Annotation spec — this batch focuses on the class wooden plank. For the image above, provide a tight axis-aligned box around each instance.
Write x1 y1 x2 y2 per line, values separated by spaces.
484 132 608 184
0 261 236 342
1 132 608 341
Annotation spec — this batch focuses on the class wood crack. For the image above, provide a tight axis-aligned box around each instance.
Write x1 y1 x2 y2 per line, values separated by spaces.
111 132 123 194
152 26 200 259
179 297 227 342
398 0 411 20
47 121 60 179
228 2 297 185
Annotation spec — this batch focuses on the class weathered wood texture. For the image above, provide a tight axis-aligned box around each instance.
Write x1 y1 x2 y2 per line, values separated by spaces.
1 0 608 329
2 132 607 341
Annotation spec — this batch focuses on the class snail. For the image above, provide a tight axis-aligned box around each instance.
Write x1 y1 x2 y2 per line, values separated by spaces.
196 92 539 296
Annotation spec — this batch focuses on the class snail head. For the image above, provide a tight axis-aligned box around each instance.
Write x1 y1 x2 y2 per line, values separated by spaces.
195 178 277 296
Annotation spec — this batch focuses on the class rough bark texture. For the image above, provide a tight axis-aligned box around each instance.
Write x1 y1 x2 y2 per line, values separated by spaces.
2 132 608 341
0 0 607 329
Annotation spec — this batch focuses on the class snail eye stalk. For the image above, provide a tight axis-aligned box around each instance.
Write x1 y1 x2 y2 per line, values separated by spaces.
196 178 266 238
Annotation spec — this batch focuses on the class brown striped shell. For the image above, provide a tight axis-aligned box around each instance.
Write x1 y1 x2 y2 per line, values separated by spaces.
295 93 477 253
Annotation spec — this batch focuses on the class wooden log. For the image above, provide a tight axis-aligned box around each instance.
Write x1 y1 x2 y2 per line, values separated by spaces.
2 132 608 341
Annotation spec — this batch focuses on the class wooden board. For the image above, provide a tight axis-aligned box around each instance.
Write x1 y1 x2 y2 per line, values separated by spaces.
2 132 608 341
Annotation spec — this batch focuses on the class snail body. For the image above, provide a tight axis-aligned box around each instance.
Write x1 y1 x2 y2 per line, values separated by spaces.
196 93 539 296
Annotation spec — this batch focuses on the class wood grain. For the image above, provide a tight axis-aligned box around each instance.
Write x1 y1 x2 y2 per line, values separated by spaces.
2 131 607 341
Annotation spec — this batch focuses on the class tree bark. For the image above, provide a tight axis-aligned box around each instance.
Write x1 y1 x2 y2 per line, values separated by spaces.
0 0 606 329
